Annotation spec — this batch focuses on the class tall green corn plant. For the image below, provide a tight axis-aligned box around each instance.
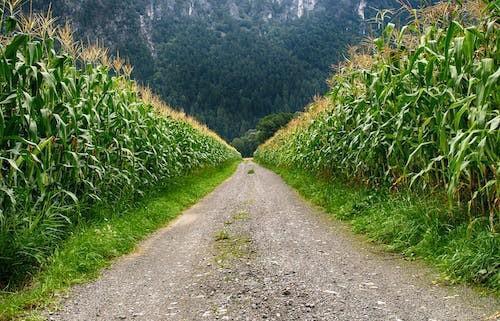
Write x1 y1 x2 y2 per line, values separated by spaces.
256 1 498 228
0 6 239 285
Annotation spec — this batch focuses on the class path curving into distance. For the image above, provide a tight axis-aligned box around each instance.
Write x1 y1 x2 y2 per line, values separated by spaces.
50 161 499 321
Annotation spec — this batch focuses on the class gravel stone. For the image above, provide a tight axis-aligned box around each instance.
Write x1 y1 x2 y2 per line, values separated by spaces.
48 161 499 321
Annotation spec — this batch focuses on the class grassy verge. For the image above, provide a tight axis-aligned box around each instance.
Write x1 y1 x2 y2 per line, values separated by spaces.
259 162 499 294
0 160 240 321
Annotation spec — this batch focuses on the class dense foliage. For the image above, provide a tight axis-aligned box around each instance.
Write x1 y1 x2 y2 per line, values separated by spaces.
256 1 499 224
0 5 239 285
231 112 295 157
152 10 360 139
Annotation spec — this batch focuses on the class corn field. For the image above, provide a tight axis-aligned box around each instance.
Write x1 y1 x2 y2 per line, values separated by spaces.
0 4 239 283
256 1 499 227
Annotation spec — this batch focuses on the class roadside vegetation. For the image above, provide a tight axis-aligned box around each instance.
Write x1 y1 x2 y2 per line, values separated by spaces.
256 0 499 290
0 1 239 293
0 161 239 320
231 112 295 157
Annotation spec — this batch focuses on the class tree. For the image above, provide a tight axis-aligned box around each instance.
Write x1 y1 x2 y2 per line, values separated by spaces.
256 112 295 142
231 112 296 157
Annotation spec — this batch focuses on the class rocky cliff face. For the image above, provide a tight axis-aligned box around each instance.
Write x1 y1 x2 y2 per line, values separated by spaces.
31 0 381 57
141 0 321 21
136 0 367 53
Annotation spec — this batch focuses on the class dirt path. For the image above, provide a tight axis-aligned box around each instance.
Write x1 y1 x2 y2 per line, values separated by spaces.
50 161 499 321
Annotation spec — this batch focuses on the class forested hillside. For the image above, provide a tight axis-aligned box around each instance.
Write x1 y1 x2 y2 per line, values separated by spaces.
27 0 406 139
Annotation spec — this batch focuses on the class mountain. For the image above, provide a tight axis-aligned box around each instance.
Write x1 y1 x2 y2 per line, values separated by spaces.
28 0 404 139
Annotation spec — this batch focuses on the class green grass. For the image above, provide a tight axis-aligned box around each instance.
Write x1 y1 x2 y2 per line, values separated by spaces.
214 229 231 241
213 230 252 268
0 160 239 321
232 211 250 221
260 162 499 294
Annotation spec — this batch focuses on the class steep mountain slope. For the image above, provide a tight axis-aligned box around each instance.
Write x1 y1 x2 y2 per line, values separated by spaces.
28 0 403 139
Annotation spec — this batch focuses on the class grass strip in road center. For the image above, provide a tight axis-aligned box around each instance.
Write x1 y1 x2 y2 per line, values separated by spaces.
0 161 240 321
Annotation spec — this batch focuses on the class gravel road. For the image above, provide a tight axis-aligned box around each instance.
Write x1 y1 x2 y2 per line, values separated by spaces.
50 161 499 321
